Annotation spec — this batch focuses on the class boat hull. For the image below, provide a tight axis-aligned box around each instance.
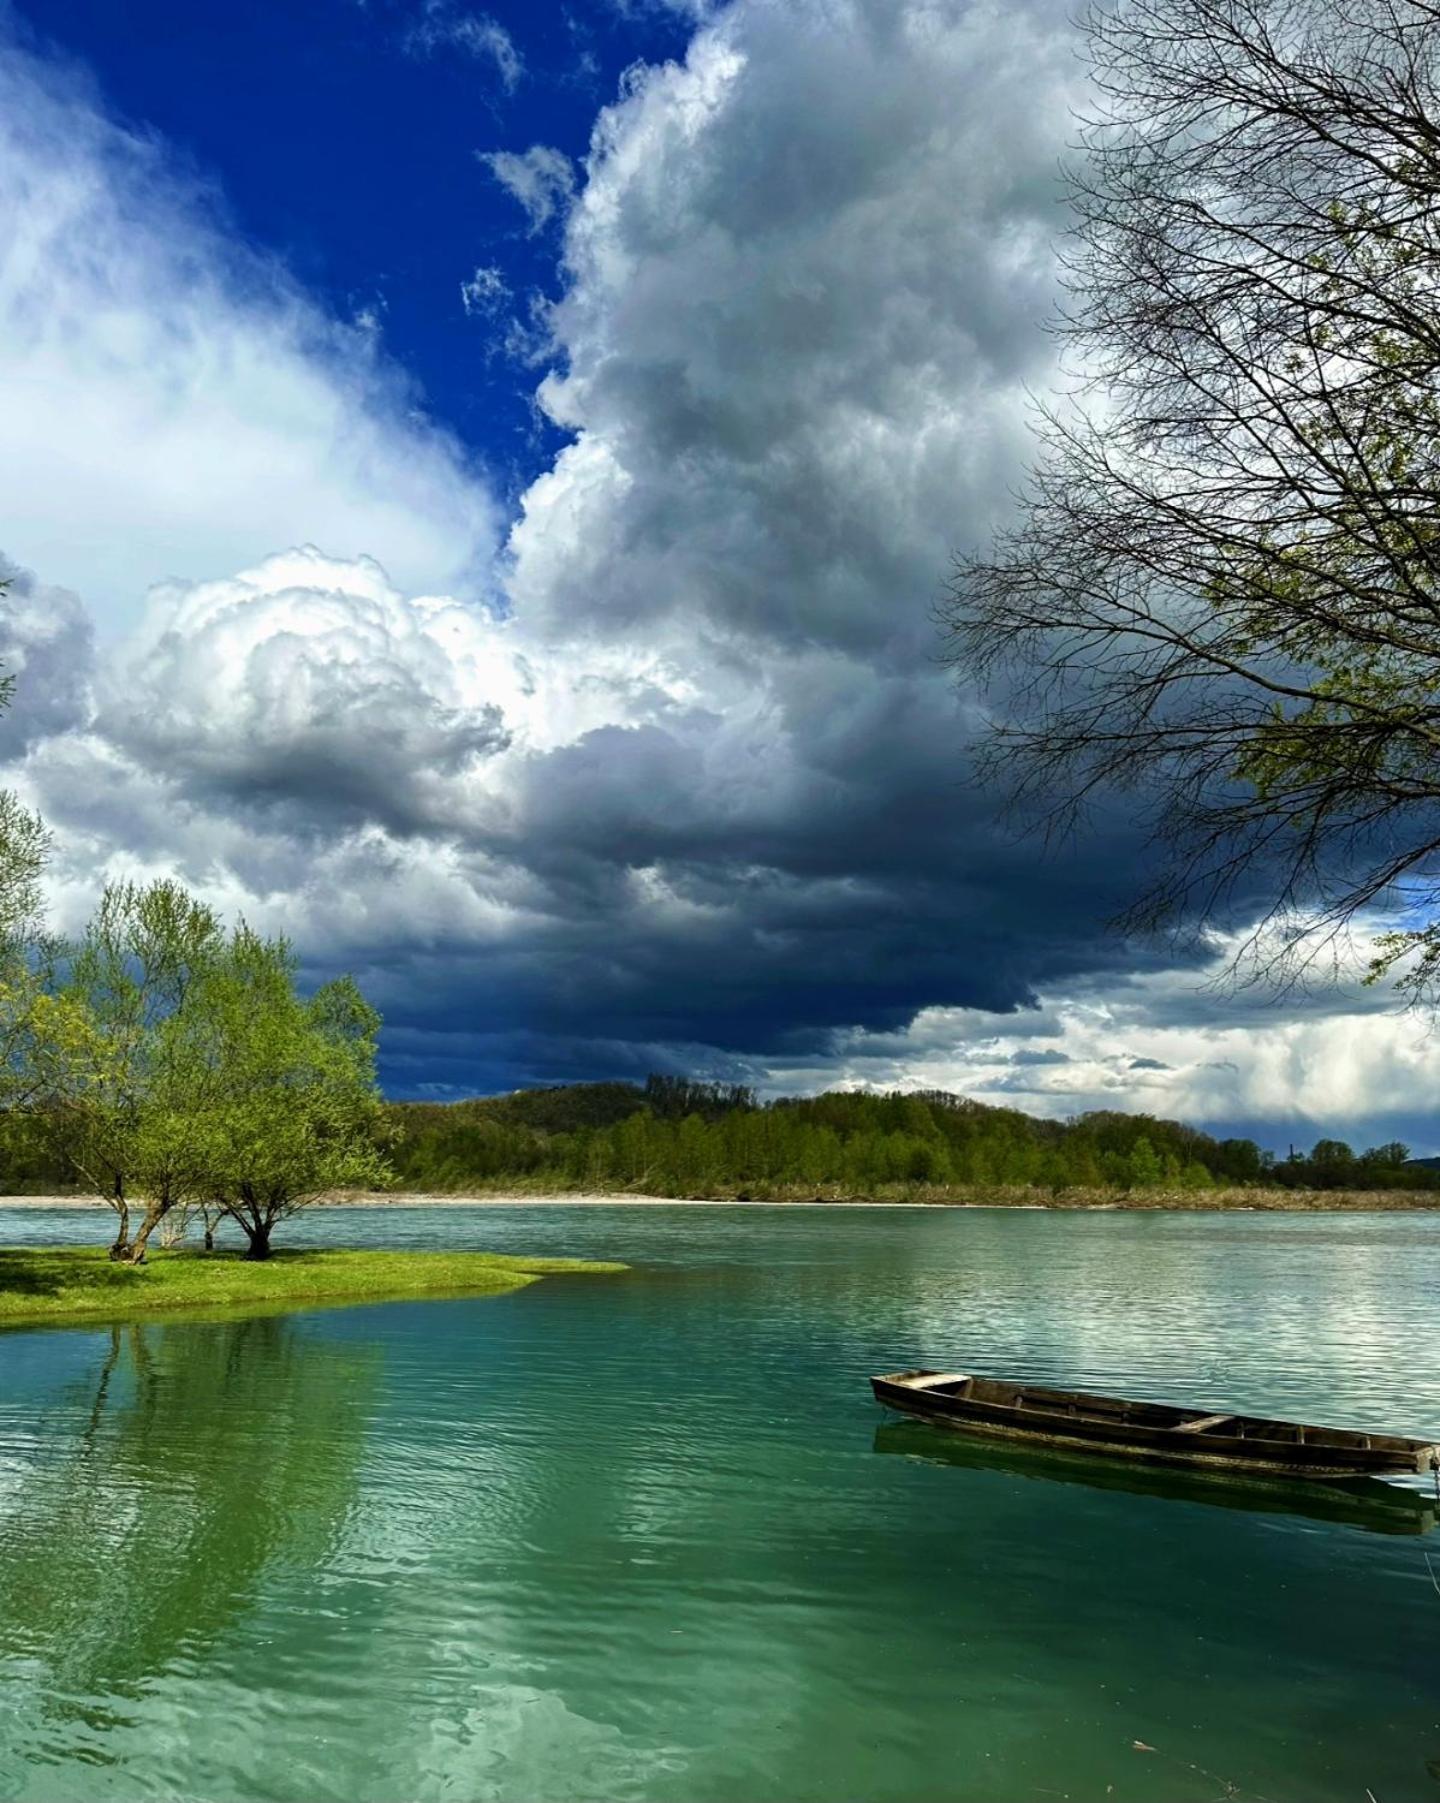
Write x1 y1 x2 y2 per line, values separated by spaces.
871 1372 1440 1480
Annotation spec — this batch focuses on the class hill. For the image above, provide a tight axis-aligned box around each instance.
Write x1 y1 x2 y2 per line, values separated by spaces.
383 1080 1440 1201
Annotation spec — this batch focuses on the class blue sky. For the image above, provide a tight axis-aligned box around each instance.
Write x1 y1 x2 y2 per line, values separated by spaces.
8 0 690 504
0 0 1435 1152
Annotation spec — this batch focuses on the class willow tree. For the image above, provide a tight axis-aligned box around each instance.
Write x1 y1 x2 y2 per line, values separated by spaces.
193 933 392 1259
29 881 225 1260
28 888 388 1259
942 0 1440 991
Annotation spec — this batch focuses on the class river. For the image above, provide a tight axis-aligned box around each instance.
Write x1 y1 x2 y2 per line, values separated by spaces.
1 1203 1438 1801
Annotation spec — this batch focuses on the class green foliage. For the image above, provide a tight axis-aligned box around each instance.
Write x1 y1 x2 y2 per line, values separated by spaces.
1125 1136 1163 1190
21 882 390 1258
0 1245 624 1327
0 596 55 1111
382 1081 1440 1201
467 1082 652 1133
643 1074 756 1119
28 880 228 1255
181 939 393 1258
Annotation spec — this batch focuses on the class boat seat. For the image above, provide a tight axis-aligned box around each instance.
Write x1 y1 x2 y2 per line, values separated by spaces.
1176 1413 1236 1434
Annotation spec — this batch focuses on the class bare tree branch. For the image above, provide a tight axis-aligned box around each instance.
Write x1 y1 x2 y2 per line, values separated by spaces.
942 0 1440 996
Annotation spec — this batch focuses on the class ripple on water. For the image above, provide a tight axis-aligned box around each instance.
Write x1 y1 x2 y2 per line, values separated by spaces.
2 1204 1440 1802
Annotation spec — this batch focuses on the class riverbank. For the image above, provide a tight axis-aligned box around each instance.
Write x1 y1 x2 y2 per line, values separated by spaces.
361 1187 1440 1211
7 1189 1439 1212
4 1186 1438 1212
0 1245 625 1328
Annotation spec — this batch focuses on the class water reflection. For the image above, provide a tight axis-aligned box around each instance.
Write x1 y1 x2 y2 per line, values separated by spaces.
0 1315 377 1730
3 1209 1440 1801
873 1419 1439 1535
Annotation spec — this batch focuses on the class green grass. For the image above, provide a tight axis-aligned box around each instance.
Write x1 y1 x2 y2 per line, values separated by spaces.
0 1244 626 1329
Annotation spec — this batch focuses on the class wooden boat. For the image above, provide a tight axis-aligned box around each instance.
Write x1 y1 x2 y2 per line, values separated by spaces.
872 1421 1438 1535
871 1370 1440 1480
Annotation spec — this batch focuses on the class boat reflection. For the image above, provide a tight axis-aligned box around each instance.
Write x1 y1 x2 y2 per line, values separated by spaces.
873 1419 1437 1535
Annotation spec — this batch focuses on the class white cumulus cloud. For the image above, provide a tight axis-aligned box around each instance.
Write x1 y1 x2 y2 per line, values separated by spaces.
0 37 497 633
480 145 578 234
7 0 1434 1143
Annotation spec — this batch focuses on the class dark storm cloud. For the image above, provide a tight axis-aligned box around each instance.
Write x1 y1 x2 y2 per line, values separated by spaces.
4 0 1193 1096
509 0 1080 662
13 0 1418 1131
0 563 95 754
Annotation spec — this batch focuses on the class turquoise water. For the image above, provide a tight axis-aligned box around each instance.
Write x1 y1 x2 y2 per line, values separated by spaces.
2 1203 1440 1802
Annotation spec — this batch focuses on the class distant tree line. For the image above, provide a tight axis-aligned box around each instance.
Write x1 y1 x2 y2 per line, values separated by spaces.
381 1082 1440 1201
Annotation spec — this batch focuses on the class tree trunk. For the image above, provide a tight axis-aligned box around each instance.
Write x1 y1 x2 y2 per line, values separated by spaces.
108 1194 132 1262
126 1197 176 1269
203 1226 215 1251
242 1221 272 1261
124 1203 167 1265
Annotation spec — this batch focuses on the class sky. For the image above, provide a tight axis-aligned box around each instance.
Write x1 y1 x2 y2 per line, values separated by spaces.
0 0 1436 1153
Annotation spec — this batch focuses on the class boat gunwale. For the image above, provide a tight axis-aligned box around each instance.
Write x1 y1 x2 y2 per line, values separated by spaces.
871 1370 1440 1477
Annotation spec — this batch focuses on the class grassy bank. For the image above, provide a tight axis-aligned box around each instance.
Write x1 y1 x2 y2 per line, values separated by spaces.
0 1245 625 1329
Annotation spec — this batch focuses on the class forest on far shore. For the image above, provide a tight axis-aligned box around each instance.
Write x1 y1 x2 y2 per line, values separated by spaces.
375 1078 1438 1201
4 1074 1432 1203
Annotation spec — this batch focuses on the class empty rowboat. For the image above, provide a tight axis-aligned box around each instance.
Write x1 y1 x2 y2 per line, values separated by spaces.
870 1371 1440 1480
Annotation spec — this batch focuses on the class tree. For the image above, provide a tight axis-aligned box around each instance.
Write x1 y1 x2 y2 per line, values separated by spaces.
1308 1137 1358 1187
942 0 1440 991
26 887 390 1261
29 881 225 1260
194 934 392 1258
1126 1136 1163 1189
0 790 53 1111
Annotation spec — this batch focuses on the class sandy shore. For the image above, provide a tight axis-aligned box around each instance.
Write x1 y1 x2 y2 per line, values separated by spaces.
3 1190 1435 1213
0 1192 982 1211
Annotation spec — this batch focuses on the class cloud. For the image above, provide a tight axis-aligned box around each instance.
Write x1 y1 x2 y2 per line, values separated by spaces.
98 548 517 839
0 560 94 753
9 0 1432 1147
403 4 524 89
509 0 1076 656
9 541 707 934
13 532 1430 1148
0 35 497 632
459 265 509 316
480 145 577 234
767 926 1440 1150
3 0 1166 1092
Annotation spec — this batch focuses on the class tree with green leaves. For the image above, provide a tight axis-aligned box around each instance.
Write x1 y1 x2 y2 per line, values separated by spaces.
942 0 1440 993
29 880 225 1260
26 883 390 1260
190 933 392 1258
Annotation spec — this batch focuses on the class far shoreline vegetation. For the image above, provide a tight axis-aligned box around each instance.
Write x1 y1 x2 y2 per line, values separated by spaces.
370 1076 1440 1208
7 1074 1434 1216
